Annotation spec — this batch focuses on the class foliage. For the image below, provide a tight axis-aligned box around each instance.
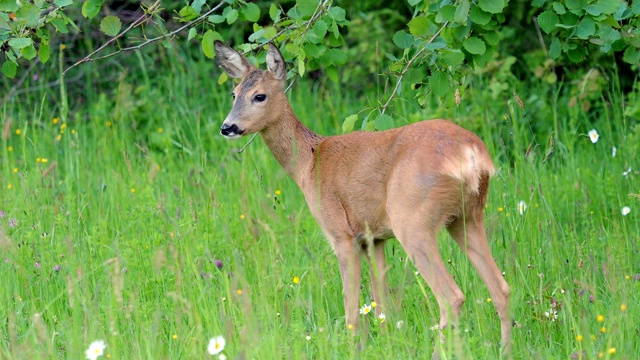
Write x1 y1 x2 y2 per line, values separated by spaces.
0 1 349 81
0 0 76 77
534 0 640 64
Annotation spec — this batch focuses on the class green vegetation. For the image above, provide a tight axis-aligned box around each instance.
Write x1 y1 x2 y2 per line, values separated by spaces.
1 1 639 359
2 43 639 358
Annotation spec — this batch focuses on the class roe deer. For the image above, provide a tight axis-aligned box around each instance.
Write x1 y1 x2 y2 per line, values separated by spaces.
214 41 511 358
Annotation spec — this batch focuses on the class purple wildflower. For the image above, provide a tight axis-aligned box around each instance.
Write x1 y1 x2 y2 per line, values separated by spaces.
215 259 223 269
589 294 594 303
8 218 17 228
35 262 41 269
53 265 61 272
0 210 5 218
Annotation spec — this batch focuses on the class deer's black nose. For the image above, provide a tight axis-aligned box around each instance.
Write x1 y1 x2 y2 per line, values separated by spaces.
220 123 243 137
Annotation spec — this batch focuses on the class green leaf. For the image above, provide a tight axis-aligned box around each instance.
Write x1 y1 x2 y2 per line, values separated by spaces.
330 20 340 39
443 51 465 67
242 2 260 22
482 31 500 46
2 61 17 78
537 10 560 34
478 0 505 14
343 114 358 133
191 0 206 14
226 8 238 24
585 4 603 16
38 41 50 63
0 0 19 12
404 68 425 84
187 28 197 42
179 6 198 21
248 28 265 42
16 4 40 27
296 0 317 18
21 44 37 60
428 71 450 97
320 49 347 66
54 0 73 6
100 15 122 37
622 46 640 64
575 16 596 39
269 4 281 22
408 0 422 6
463 37 486 55
313 20 328 40
50 18 69 33
8 38 33 50
552 3 567 14
297 56 305 76
303 43 324 58
566 0 587 11
439 5 456 22
549 38 561 59
82 0 103 19
597 25 621 52
217 72 228 85
408 16 431 37
209 14 226 24
328 7 346 22
202 29 218 59
374 114 395 131
392 30 414 49
596 0 621 14
469 5 491 25
326 65 338 83
455 0 471 25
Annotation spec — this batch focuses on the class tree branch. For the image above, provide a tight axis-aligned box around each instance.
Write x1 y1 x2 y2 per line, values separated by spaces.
63 1 223 75
380 21 449 115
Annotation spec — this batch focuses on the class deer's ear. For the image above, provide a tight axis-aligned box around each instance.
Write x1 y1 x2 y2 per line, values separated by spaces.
214 41 254 79
266 43 286 80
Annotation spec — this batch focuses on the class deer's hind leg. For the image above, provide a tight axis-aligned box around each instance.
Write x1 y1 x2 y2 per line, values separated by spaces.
447 214 511 354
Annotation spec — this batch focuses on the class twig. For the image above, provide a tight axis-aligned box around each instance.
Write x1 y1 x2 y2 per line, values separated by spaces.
380 21 449 115
63 1 223 75
533 16 548 59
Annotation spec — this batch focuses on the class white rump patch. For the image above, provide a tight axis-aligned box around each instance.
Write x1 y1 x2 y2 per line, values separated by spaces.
441 146 495 193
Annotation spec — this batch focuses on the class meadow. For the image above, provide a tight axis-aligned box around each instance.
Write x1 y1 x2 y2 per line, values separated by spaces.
1 45 639 359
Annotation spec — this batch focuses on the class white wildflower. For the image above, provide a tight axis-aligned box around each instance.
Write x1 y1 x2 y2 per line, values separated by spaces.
85 340 106 360
207 336 226 355
518 200 527 215
359 304 372 315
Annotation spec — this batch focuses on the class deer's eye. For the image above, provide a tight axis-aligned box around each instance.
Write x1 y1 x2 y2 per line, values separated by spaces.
254 94 267 102
231 93 236 99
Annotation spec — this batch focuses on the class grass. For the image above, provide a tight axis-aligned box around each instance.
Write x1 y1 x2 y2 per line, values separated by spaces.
1 46 639 359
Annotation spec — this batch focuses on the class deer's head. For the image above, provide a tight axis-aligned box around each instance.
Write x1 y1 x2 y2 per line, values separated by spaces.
214 41 287 138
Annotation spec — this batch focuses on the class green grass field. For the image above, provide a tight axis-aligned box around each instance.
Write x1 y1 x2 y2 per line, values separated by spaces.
1 48 638 359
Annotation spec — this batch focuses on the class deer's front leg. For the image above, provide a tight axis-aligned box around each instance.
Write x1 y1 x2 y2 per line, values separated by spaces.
331 236 362 329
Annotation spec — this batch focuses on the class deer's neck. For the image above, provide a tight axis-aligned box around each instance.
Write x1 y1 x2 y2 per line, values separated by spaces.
259 102 322 186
